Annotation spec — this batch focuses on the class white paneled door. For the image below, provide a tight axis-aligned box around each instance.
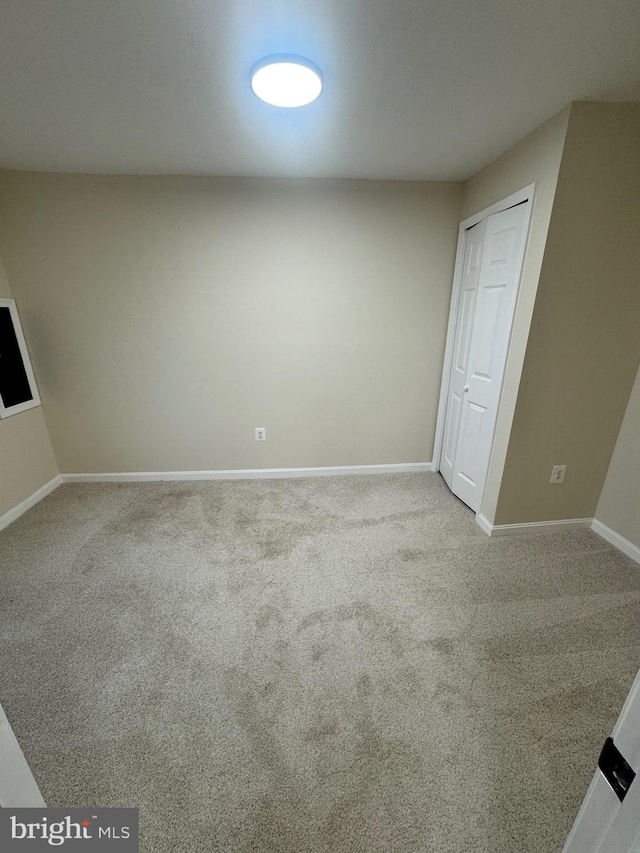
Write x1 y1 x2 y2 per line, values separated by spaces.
440 201 529 512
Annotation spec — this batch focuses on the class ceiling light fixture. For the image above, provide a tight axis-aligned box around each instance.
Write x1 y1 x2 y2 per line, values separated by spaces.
250 55 323 108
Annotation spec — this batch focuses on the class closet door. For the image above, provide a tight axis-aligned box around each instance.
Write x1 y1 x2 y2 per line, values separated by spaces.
440 219 486 490
449 202 528 511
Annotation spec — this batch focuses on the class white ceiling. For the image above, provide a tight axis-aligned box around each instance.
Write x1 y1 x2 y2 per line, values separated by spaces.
1 0 639 180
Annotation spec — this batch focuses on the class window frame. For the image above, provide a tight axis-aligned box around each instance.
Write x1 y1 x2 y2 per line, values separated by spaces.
0 297 42 418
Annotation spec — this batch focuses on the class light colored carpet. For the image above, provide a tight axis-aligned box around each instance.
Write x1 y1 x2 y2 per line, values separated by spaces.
1 474 640 852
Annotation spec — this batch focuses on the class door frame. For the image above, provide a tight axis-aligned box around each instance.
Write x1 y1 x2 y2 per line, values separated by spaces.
0 698 46 807
562 667 640 852
433 183 536 513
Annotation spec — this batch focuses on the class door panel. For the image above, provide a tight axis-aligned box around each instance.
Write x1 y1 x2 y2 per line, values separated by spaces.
442 390 462 473
486 225 516 267
455 287 476 374
456 401 488 488
470 284 506 379
440 219 486 489
450 202 528 511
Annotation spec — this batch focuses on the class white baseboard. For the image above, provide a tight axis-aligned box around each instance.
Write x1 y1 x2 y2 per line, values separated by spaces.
61 462 435 484
476 513 593 537
475 514 494 536
591 519 640 565
0 475 62 533
0 465 432 532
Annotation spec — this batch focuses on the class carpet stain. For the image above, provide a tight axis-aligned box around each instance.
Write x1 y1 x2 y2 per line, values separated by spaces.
355 718 423 775
256 537 295 560
356 674 372 697
296 602 407 658
304 718 339 743
398 547 424 562
431 637 455 655
351 507 430 530
255 603 285 631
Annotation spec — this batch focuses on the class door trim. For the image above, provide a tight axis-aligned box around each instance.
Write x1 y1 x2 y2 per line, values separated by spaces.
433 184 536 510
0 700 46 807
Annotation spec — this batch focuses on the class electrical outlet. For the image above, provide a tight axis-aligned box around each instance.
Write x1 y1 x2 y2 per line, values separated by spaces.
550 465 566 484
254 427 266 441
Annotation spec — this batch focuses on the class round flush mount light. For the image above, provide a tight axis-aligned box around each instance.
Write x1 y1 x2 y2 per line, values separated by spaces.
250 55 323 108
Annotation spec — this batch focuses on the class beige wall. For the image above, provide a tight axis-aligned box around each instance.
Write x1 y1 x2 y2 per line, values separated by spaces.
0 174 462 474
596 366 640 549
596 370 640 548
495 102 640 524
0 255 58 517
460 107 571 523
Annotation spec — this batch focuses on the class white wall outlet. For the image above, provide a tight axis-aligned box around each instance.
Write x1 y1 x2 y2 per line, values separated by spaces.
254 427 266 441
550 465 566 484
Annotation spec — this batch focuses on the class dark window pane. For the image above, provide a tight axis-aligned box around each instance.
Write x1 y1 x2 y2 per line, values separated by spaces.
0 306 34 408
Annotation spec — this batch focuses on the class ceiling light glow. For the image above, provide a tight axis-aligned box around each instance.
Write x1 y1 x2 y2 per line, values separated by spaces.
250 55 323 108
